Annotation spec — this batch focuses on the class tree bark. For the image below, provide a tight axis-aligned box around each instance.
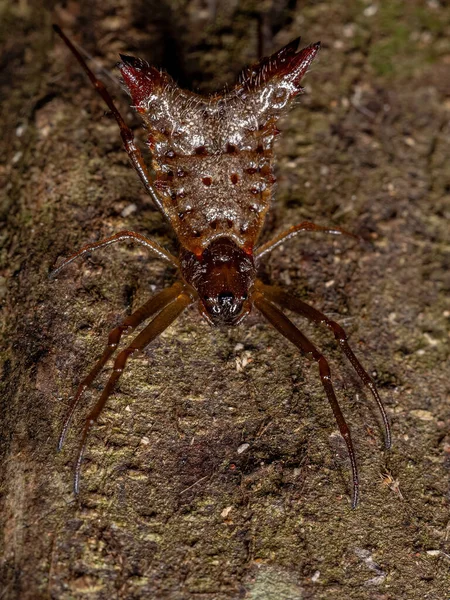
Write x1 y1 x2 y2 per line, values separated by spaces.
1 1 449 599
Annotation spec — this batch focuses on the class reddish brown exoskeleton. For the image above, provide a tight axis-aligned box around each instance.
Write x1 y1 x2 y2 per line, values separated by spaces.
52 25 391 507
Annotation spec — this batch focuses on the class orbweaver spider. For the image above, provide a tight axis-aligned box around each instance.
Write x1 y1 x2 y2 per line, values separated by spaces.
52 25 391 507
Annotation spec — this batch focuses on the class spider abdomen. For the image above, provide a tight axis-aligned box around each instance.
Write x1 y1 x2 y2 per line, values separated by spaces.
120 40 320 255
153 150 272 252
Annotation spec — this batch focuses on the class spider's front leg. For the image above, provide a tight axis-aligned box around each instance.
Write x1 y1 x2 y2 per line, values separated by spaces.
73 286 194 494
57 282 186 450
257 282 391 449
51 230 180 448
251 285 360 508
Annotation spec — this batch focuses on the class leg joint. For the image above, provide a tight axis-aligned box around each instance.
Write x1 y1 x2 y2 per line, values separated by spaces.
330 321 347 341
317 355 331 379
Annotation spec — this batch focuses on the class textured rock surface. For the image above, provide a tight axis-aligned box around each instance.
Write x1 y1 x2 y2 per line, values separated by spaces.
1 1 449 598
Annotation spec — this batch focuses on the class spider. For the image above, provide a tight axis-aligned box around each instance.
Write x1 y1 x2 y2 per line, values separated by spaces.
52 25 391 507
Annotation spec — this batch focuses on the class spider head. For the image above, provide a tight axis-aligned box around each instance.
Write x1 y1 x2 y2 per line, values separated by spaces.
200 289 250 326
180 238 256 326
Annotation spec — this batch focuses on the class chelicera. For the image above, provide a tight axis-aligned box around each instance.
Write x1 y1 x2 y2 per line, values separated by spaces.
52 25 391 507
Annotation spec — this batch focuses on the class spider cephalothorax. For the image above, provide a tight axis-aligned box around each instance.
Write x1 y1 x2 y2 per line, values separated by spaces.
53 25 391 507
180 238 255 326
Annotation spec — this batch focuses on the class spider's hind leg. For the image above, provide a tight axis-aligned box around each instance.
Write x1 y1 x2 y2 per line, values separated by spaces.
53 25 164 214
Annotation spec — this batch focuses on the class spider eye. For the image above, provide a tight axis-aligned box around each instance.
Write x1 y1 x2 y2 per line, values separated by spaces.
242 293 248 300
217 291 235 308
203 295 210 302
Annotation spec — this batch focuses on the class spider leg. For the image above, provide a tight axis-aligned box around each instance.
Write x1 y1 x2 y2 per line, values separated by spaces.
53 25 165 215
50 230 179 278
58 281 186 450
256 282 391 449
255 221 358 261
252 287 359 508
74 287 193 494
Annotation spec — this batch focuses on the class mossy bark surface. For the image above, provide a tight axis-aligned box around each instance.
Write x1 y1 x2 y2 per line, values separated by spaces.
1 1 449 599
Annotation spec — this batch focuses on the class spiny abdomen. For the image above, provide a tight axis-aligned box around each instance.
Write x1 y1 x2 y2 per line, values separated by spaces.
120 39 320 255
